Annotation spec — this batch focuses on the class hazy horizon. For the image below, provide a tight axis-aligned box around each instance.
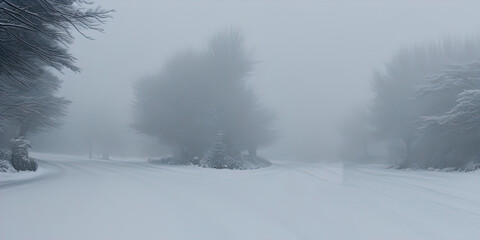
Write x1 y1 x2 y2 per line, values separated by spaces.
32 0 480 161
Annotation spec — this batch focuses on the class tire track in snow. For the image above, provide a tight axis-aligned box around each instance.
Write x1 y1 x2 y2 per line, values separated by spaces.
273 161 447 215
348 168 480 217
272 161 344 184
269 162 441 239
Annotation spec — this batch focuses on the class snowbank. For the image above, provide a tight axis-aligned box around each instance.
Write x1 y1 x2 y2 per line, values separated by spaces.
149 155 272 170
1 154 479 240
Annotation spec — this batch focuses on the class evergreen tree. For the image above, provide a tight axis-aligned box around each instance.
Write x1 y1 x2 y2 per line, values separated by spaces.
370 38 480 167
415 61 480 169
200 131 240 169
10 136 36 171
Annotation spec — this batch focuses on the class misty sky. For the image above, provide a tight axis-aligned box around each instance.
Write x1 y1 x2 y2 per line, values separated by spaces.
52 0 480 161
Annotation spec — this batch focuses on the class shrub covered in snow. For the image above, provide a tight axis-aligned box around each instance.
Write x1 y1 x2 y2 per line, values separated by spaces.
148 155 191 165
0 160 15 173
198 154 270 170
0 149 16 173
149 154 271 170
10 137 37 172
149 133 271 170
149 131 272 170
0 148 11 161
459 161 480 172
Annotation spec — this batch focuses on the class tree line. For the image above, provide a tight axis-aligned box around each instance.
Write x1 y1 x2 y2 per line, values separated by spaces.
342 38 480 171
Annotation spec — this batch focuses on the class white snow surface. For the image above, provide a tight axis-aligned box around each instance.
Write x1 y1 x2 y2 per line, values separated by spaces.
1 153 479 240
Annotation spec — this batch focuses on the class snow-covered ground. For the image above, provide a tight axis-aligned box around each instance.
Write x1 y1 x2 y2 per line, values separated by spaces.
1 153 479 240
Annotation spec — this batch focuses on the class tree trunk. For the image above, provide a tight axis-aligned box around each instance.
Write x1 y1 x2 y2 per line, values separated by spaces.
18 124 28 137
399 136 411 168
88 140 93 159
177 139 188 161
364 137 369 162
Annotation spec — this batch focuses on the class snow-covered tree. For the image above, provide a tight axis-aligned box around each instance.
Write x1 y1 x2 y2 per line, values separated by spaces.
133 29 275 167
0 71 69 171
0 0 112 85
417 62 480 96
0 0 111 127
11 71 70 137
0 0 112 171
133 51 213 162
10 136 36 171
370 38 480 167
415 61 480 169
200 131 240 169
423 90 480 131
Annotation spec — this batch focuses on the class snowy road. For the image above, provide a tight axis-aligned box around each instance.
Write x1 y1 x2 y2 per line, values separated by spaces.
1 153 479 240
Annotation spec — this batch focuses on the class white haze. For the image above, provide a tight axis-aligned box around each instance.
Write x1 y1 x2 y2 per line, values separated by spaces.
34 0 480 161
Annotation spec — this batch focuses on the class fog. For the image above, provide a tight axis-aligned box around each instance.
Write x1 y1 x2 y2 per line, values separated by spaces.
32 0 480 161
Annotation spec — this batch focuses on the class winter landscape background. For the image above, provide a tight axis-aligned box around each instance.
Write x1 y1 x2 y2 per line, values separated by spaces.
1 0 480 239
24 0 480 162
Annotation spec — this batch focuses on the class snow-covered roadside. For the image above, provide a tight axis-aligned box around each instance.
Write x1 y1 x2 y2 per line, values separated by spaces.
0 154 56 188
0 167 49 184
1 154 479 240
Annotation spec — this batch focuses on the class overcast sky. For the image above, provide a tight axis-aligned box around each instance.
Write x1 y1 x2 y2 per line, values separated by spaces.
51 0 480 161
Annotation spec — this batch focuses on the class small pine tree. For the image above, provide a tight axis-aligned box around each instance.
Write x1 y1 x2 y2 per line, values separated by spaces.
10 136 37 171
201 131 239 169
